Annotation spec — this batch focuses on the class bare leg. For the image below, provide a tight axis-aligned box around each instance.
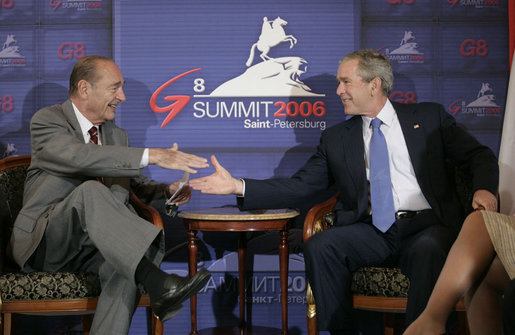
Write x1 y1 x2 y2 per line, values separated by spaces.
403 211 496 335
465 256 509 335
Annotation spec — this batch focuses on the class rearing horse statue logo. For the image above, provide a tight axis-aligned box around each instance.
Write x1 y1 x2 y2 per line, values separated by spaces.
245 16 297 67
477 83 493 98
2 34 16 50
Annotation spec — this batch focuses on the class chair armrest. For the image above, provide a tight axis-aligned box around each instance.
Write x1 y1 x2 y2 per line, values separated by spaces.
129 190 164 232
303 194 339 242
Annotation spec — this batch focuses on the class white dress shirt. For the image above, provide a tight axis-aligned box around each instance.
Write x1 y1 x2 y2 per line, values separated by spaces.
362 100 431 212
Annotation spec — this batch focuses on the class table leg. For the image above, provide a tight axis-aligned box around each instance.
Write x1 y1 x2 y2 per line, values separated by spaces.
187 229 199 335
279 229 289 335
238 232 247 330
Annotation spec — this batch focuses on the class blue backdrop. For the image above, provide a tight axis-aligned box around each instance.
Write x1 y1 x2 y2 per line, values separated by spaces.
0 0 509 334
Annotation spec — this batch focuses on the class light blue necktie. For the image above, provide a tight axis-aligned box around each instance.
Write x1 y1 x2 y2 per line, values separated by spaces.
369 118 395 232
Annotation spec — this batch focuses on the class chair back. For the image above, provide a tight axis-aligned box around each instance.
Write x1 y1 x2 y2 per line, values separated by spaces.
0 155 31 273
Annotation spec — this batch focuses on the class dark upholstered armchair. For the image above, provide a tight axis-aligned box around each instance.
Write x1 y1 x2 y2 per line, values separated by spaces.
0 155 164 335
303 161 475 335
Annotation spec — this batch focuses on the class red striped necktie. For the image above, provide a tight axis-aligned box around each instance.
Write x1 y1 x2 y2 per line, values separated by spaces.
88 126 99 144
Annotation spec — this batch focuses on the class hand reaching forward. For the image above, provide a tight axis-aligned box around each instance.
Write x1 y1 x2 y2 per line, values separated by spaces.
149 143 209 173
189 155 244 195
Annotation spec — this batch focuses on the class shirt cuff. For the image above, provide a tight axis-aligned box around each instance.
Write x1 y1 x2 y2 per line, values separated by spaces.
140 148 149 168
238 178 246 197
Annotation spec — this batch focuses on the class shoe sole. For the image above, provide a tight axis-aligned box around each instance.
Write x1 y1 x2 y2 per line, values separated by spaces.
154 268 211 322
155 303 183 322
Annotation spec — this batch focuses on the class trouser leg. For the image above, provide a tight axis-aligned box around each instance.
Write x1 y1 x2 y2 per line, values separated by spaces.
43 180 163 282
89 260 141 335
396 211 456 325
303 221 391 332
29 180 164 334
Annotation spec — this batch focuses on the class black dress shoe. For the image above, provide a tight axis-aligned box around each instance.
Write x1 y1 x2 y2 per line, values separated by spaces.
151 268 211 322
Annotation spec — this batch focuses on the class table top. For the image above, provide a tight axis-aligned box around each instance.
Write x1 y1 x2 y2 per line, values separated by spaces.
179 207 299 221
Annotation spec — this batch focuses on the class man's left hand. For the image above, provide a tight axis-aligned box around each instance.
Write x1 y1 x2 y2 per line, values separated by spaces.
472 189 497 211
167 182 191 206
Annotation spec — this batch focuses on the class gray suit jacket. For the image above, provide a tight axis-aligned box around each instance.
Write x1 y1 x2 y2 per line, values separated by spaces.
10 99 166 269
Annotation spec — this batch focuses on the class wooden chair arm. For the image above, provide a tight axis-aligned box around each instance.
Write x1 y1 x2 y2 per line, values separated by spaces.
303 194 339 242
129 190 164 232
0 155 31 170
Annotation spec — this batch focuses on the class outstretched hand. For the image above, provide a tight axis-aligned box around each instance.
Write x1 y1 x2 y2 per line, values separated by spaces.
149 143 209 173
189 155 244 195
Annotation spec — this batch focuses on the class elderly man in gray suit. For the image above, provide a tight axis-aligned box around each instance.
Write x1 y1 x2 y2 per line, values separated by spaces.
9 55 211 334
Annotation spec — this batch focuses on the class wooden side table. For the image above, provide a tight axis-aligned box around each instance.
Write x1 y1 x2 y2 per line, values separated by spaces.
179 207 299 335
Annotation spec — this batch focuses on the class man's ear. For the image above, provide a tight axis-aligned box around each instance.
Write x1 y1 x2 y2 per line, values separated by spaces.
371 77 382 94
77 79 90 98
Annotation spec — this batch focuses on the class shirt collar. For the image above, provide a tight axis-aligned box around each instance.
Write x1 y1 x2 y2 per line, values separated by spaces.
362 99 396 129
72 102 96 139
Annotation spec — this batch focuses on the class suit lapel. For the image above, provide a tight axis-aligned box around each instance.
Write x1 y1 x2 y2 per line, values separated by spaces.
341 116 367 194
394 102 428 190
62 100 84 142
100 121 114 145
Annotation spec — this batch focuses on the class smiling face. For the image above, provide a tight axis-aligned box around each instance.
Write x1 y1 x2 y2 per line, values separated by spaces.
75 59 126 125
336 58 377 117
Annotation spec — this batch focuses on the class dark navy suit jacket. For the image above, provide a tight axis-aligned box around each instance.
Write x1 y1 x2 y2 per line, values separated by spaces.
239 101 498 231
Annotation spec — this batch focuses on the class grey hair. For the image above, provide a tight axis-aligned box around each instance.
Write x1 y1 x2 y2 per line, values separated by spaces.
69 55 112 96
340 50 393 96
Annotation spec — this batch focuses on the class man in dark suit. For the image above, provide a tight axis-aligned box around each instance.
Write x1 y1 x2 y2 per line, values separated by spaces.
189 50 499 334
9 55 211 334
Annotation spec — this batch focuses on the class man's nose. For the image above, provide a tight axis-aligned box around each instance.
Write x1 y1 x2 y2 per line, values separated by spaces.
117 88 126 102
336 82 344 95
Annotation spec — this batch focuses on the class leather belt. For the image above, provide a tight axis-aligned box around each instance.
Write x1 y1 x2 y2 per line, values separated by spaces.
395 210 423 220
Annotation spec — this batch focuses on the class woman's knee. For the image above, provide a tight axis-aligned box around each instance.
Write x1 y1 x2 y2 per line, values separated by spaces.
463 210 485 230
